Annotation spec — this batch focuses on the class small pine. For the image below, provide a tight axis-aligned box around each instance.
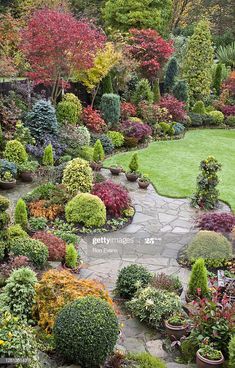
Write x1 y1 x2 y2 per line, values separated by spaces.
14 198 28 230
42 144 54 166
93 139 105 163
129 153 139 173
65 243 78 269
164 57 178 93
188 258 209 297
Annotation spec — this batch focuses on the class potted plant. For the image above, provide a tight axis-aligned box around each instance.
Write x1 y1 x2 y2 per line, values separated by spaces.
109 164 123 176
90 139 104 171
18 161 38 182
138 173 150 189
0 171 16 189
165 314 190 341
196 345 224 368
125 153 139 182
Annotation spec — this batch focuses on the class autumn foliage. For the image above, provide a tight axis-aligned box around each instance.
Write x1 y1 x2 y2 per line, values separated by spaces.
32 231 66 261
82 106 107 133
28 200 64 220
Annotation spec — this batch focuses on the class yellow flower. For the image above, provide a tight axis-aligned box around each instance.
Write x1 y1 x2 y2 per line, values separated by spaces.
0 340 5 345
8 332 13 338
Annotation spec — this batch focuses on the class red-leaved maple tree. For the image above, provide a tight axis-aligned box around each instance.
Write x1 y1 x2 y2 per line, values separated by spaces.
20 9 105 102
128 28 174 82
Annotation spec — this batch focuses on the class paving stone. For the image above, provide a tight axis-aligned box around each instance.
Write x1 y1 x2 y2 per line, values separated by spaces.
122 337 146 353
146 340 168 359
166 363 196 368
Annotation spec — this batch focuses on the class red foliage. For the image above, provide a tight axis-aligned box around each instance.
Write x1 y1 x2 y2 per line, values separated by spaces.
0 256 30 278
159 95 186 122
127 28 173 81
221 105 235 116
222 71 235 96
121 120 152 142
32 231 66 261
20 9 105 87
82 106 107 133
121 102 137 120
92 180 130 217
197 212 235 234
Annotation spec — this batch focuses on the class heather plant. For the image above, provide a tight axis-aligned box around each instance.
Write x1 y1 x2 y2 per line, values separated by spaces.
14 198 28 230
42 144 54 166
188 258 209 297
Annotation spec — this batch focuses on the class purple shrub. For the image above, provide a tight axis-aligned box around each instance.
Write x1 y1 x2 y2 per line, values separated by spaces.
197 212 235 234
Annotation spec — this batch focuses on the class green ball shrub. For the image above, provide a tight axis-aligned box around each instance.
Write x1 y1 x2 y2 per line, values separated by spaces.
0 195 10 211
186 230 232 268
100 93 120 128
4 140 28 165
14 198 28 230
229 335 235 368
7 224 29 239
62 158 93 195
63 93 82 118
10 238 49 268
226 115 235 127
192 101 206 114
54 296 119 367
65 243 78 269
208 110 224 125
93 139 105 163
42 144 54 166
116 264 153 299
0 267 37 320
188 258 209 297
107 131 124 147
57 101 79 125
65 193 106 227
132 79 154 105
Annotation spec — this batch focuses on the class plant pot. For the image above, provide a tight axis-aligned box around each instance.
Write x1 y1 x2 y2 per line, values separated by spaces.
138 179 150 189
20 171 34 182
165 320 189 341
125 172 139 182
90 162 102 171
110 167 122 175
0 179 16 190
196 350 224 368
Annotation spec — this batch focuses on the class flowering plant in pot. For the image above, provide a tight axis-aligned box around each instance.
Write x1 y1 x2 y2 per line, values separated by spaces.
165 313 190 342
138 173 150 189
18 161 38 182
109 164 123 176
0 171 16 189
196 344 224 368
125 153 139 182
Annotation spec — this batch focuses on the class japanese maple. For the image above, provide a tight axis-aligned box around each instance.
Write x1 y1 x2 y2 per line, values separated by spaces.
20 9 105 102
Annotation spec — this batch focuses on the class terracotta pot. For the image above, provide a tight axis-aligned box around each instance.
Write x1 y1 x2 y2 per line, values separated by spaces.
0 179 17 190
165 320 189 341
138 179 150 189
125 172 139 182
110 167 122 175
20 171 34 182
196 350 224 368
90 162 102 171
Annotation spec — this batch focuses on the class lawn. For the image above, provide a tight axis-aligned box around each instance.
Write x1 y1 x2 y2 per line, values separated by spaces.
105 129 235 212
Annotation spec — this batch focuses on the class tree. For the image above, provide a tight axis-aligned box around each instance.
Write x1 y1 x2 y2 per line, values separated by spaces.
164 57 178 93
102 0 173 36
128 28 174 83
183 19 214 102
20 9 105 103
73 43 121 106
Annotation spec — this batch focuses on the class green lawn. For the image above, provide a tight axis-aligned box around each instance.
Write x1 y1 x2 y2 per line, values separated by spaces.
105 129 235 212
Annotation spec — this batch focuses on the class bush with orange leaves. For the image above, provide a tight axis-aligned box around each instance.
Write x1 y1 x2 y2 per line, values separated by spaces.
29 200 64 220
33 269 113 333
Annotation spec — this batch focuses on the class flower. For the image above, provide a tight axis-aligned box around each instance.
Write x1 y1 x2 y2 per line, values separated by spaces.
0 340 5 345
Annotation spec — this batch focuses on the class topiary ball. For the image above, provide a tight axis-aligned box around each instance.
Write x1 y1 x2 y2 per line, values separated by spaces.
116 264 153 299
62 157 93 195
54 296 119 367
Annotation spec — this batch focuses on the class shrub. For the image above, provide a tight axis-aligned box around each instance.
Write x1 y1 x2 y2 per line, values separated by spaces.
29 217 48 231
188 112 203 127
62 157 93 195
226 115 235 126
14 121 35 145
29 200 64 221
151 273 182 294
100 93 120 128
121 120 152 142
229 335 235 368
23 183 56 203
92 180 130 218
153 79 161 103
197 212 235 234
124 137 139 148
14 198 28 229
173 122 185 135
121 102 137 120
82 106 106 133
159 122 175 136
65 193 106 227
34 269 113 332
93 139 105 162
129 153 139 173
0 211 10 229
25 99 58 142
127 286 182 328
0 267 37 321
65 243 78 269
192 101 206 114
77 146 94 161
159 95 186 121
63 93 83 116
54 296 119 367
208 110 224 125
132 79 154 105
188 258 209 297
42 144 54 166
127 352 166 368
221 105 235 116
139 102 170 126
7 224 28 239
57 101 79 125
0 195 10 211
107 131 124 147
116 264 153 299
164 57 178 93
32 231 66 261
10 238 49 268
173 80 189 103
186 230 233 268
4 140 28 165
91 134 114 154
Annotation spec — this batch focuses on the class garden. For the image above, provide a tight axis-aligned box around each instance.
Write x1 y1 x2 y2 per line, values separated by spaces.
0 0 234 367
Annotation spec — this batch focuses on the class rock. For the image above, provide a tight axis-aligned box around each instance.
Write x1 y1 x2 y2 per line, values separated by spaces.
146 339 168 359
